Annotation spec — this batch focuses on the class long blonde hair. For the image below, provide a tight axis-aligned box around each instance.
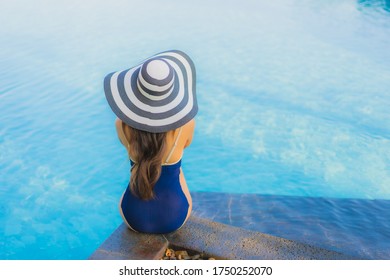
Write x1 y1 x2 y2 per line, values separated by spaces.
122 122 167 200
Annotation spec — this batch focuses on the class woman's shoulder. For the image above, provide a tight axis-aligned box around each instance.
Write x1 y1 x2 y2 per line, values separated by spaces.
115 118 124 132
115 118 129 147
182 119 195 148
183 118 195 132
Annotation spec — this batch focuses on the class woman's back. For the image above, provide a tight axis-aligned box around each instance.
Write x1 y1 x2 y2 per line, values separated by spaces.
116 118 195 233
116 118 195 165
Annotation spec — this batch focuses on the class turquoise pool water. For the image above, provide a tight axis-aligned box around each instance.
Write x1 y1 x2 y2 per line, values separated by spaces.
1 0 389 259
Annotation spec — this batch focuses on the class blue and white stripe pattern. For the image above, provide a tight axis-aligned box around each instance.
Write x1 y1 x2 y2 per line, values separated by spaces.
104 50 197 133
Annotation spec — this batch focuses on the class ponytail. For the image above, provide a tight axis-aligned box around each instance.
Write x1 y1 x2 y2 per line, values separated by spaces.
122 123 167 200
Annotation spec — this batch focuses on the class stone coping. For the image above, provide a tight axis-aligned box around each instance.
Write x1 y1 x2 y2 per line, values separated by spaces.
89 215 356 260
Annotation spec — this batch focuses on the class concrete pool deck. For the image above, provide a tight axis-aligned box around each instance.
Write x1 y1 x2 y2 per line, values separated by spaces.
89 215 355 260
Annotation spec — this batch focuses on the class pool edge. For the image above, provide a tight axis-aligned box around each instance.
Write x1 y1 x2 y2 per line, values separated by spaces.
88 215 358 260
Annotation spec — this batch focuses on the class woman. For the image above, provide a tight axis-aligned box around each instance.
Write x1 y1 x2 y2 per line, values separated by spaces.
104 50 198 234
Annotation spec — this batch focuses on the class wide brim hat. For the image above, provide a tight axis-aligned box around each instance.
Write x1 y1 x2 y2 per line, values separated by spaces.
104 50 198 133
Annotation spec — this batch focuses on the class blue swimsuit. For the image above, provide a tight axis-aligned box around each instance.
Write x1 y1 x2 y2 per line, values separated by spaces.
119 127 190 234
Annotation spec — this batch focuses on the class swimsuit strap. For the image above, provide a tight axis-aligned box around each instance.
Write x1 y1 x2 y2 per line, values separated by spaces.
165 127 183 164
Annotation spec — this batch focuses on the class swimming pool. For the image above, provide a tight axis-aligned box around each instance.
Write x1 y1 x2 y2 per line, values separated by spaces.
1 0 389 259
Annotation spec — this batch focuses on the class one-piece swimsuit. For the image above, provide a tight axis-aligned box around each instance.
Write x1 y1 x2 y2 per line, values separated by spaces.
119 127 190 234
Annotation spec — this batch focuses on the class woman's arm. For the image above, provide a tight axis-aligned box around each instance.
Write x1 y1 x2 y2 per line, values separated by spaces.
184 119 195 148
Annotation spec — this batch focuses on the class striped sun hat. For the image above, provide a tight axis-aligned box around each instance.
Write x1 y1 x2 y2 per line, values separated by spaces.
104 50 198 133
